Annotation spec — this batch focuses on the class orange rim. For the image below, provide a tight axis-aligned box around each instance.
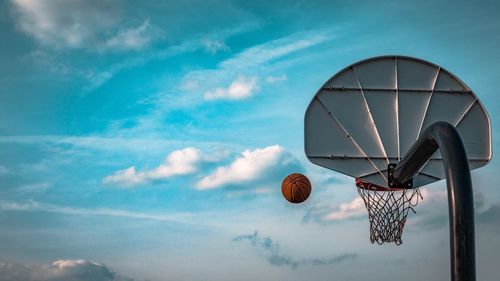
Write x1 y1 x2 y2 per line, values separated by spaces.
355 178 404 192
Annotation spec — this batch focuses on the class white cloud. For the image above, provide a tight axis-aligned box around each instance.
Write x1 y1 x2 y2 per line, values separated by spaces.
146 147 201 179
0 259 135 281
10 0 156 52
321 197 366 221
103 167 148 187
103 20 154 51
204 76 259 100
103 147 202 187
196 145 286 190
10 0 119 49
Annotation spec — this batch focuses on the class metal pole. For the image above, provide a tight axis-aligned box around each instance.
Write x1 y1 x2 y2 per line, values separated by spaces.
392 121 475 281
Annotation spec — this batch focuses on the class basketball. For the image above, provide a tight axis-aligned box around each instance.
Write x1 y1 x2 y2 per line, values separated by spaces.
281 173 311 203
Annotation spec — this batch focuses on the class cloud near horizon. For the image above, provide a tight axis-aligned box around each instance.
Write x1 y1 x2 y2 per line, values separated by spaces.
304 188 432 224
407 188 495 231
303 187 497 232
0 259 135 281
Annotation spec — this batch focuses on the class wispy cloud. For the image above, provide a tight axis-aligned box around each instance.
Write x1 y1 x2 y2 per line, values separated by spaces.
83 39 201 90
182 29 333 102
0 135 228 153
103 19 156 52
266 74 287 83
220 31 330 69
0 200 196 224
233 231 357 269
0 182 52 195
83 28 329 137
24 50 72 74
196 145 292 190
202 38 229 54
0 259 135 281
84 23 257 91
103 147 203 187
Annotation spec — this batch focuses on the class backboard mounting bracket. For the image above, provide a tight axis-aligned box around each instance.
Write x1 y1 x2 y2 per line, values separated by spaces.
388 163 413 189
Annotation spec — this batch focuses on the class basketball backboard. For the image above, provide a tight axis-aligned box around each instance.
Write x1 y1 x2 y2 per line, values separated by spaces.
304 56 492 188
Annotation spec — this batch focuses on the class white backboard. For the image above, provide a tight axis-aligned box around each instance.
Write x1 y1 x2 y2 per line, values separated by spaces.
305 56 492 188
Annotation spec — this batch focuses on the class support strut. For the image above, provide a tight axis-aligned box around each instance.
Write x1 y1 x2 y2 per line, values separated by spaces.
392 121 475 281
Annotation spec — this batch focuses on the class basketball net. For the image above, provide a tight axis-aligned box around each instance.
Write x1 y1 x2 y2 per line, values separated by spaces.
355 178 423 245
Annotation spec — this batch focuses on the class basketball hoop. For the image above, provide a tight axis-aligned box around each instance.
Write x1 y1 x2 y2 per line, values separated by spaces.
303 56 492 280
355 178 423 245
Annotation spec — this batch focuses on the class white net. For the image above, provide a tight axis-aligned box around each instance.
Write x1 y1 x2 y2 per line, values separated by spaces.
356 180 423 245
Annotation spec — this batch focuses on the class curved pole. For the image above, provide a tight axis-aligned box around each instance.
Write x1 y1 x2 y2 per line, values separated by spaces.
392 121 475 281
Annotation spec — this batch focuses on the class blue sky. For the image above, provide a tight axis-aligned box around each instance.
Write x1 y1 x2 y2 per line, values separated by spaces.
0 0 499 280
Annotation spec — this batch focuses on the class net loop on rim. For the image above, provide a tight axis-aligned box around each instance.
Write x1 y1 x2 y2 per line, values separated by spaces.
355 178 423 245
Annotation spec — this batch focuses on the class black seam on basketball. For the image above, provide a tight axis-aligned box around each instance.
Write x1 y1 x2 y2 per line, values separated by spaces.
283 182 293 200
281 180 293 201
297 183 307 201
282 179 294 195
295 182 312 195
290 182 296 202
293 180 311 186
294 177 310 185
295 175 306 181
283 177 291 186
288 182 294 202
291 182 305 202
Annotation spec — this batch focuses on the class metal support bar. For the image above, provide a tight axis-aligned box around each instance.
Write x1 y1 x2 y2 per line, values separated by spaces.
392 121 475 281
307 155 487 162
321 86 472 94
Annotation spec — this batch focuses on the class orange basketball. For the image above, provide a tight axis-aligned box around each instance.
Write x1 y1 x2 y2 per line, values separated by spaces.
281 173 311 203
